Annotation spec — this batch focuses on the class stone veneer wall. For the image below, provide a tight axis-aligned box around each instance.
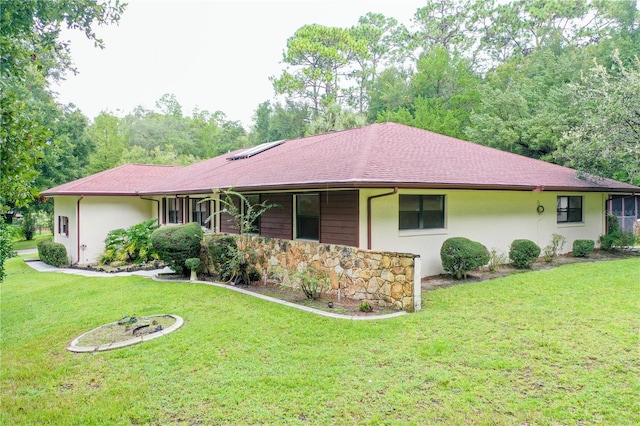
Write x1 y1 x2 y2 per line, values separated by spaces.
247 236 420 312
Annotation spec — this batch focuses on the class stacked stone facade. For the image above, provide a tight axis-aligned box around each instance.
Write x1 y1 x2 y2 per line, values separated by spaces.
246 236 419 312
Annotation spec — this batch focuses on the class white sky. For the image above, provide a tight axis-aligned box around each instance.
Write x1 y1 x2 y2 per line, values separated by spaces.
53 0 425 128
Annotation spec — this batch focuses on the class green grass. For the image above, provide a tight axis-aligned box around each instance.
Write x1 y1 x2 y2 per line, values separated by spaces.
1 256 638 425
11 232 52 251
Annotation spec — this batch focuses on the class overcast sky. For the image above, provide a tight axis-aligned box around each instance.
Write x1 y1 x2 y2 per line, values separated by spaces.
53 0 425 128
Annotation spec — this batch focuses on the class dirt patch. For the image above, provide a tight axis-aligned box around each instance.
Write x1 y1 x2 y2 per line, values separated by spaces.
195 276 399 317
422 249 639 291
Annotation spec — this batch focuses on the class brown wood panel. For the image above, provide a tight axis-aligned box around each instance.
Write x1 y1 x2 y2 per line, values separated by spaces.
260 193 293 239
219 195 240 234
320 190 359 246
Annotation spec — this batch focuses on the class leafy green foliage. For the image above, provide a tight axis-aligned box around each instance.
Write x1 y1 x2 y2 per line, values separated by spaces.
100 219 159 265
572 240 595 258
21 211 36 241
542 233 566 263
0 0 125 209
440 237 490 279
509 239 541 269
206 235 239 282
206 189 274 285
599 215 636 251
36 237 69 267
358 301 374 312
0 218 17 281
151 223 203 276
289 266 330 300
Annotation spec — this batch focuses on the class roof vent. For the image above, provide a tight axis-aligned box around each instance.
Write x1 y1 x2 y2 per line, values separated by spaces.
227 140 286 160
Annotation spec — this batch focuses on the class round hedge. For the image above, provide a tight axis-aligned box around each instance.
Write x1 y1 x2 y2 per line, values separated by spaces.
151 223 203 276
440 237 490 279
509 239 541 269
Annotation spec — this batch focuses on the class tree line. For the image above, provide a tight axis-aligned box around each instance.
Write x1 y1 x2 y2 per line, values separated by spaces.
1 0 639 216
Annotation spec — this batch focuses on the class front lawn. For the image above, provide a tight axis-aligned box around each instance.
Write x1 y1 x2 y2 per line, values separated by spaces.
1 256 638 424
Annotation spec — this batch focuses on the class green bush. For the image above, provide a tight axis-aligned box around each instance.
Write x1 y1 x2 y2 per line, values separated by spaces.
151 223 203 276
100 219 159 265
37 237 69 267
440 237 490 279
573 239 595 257
207 235 239 281
509 239 541 269
0 218 17 281
599 215 635 251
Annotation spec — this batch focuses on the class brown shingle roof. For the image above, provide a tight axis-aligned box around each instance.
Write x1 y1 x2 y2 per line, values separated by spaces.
42 123 640 196
41 164 182 196
139 123 639 194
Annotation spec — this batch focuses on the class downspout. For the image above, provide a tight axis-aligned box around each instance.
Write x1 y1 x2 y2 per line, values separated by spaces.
139 195 161 224
366 187 398 250
77 195 84 264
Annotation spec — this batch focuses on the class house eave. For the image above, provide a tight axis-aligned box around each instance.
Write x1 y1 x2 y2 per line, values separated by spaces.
138 181 640 196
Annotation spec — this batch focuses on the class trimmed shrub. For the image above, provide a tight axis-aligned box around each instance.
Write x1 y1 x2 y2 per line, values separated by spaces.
509 239 541 269
440 237 490 279
207 235 239 281
37 237 69 267
573 239 595 257
151 223 203 276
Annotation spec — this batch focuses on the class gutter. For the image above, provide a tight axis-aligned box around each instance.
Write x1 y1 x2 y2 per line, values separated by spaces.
139 195 161 224
367 188 398 250
77 195 84 264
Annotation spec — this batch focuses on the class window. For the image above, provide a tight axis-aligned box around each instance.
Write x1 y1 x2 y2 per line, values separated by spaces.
168 198 181 224
244 194 261 233
58 216 69 237
296 194 319 240
191 199 209 227
557 196 582 223
399 195 445 230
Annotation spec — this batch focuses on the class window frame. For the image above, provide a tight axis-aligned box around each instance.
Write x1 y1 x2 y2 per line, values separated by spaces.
191 198 209 227
167 198 181 224
399 194 446 230
557 196 583 224
294 193 320 241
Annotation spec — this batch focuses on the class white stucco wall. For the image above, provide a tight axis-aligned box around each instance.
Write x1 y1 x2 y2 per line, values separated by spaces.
52 196 79 264
53 196 157 264
360 189 608 277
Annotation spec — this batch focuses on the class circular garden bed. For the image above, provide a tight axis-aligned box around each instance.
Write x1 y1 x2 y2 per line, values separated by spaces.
68 314 183 352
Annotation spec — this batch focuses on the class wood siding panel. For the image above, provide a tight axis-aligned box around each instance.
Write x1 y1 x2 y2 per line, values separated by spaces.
260 193 293 239
219 196 240 234
320 190 359 247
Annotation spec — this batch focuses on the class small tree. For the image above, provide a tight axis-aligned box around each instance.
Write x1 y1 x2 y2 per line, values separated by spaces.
206 189 274 285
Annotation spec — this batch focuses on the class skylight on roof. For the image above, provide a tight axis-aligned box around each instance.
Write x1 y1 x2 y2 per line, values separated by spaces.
227 140 286 160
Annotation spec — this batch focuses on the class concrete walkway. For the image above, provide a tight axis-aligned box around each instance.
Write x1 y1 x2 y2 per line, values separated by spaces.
19 252 407 320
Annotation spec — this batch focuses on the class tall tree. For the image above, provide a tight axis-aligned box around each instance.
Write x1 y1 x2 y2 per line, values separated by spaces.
0 0 125 208
556 54 640 185
270 24 365 114
347 13 403 112
86 112 126 174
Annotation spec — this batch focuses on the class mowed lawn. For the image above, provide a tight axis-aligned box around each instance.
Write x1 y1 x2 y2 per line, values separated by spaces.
1 257 638 425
